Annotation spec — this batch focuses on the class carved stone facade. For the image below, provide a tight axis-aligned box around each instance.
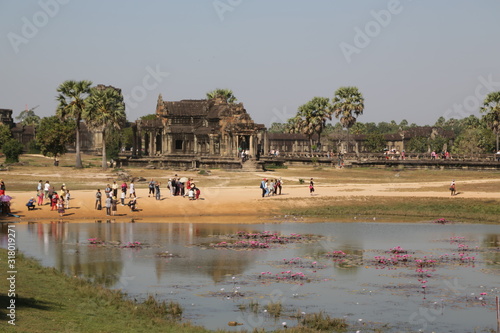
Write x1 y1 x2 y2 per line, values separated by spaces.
132 95 266 159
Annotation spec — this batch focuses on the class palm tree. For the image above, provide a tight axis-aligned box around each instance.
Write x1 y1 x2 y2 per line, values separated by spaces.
84 86 126 169
297 97 332 151
331 86 365 153
480 91 500 151
206 88 237 104
56 80 92 168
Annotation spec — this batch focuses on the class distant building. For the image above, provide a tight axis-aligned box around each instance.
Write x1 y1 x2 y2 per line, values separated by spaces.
132 94 266 158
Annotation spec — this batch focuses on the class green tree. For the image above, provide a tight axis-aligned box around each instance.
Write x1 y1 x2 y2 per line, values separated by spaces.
406 136 428 153
206 88 237 104
268 122 287 133
290 97 332 151
0 124 12 150
2 138 23 163
37 116 76 162
16 107 41 127
364 133 386 152
332 86 365 152
480 91 500 151
85 86 126 169
56 80 92 168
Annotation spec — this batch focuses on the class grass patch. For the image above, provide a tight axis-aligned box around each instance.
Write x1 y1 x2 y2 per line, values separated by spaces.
0 249 216 333
300 312 348 332
280 196 500 223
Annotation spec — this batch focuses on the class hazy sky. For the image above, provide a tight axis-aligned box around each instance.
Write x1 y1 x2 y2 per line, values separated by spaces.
1 0 499 127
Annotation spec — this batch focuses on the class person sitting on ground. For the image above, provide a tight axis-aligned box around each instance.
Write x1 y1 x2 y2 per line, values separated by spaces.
127 197 137 211
26 197 36 210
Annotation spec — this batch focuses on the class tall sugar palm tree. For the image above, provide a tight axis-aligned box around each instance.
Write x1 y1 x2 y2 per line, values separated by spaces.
56 80 92 168
295 97 332 151
331 86 365 153
206 88 237 104
480 91 500 151
85 86 126 169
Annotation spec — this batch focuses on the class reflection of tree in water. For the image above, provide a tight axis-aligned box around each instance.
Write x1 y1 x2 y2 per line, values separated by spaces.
482 234 500 266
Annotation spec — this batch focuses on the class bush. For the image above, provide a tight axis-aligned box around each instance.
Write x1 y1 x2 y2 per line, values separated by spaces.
27 139 40 154
2 138 24 163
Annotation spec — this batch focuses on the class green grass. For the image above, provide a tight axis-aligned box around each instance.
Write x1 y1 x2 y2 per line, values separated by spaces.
279 196 500 223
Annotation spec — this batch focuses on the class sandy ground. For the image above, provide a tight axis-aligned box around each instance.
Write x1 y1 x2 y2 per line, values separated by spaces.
3 178 500 223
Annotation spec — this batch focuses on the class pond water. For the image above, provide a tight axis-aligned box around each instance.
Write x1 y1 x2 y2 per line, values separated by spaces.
2 221 499 332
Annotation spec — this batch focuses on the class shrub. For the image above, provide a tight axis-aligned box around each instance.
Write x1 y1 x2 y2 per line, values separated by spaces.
2 138 24 163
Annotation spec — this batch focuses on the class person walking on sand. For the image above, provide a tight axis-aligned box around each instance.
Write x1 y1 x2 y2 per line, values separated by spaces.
450 180 456 196
129 181 136 198
37 189 44 206
120 190 126 206
309 178 315 196
0 179 5 196
260 178 267 198
111 196 118 216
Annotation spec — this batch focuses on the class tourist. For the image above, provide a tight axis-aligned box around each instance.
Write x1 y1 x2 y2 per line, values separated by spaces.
26 197 36 211
105 184 112 197
51 192 59 210
194 184 201 200
120 190 126 206
60 183 67 197
148 178 155 197
127 197 137 211
65 190 70 209
260 178 267 198
0 179 5 196
496 150 500 162
188 185 195 200
105 195 112 216
168 178 174 196
112 181 118 198
155 181 161 200
57 197 65 217
129 181 136 198
37 180 43 193
277 178 283 195
121 181 128 196
37 189 44 206
95 189 102 210
450 180 456 196
44 180 50 199
111 196 118 216
269 179 275 196
309 178 315 195
431 151 437 160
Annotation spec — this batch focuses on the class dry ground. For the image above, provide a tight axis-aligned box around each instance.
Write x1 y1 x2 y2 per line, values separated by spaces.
2 153 500 223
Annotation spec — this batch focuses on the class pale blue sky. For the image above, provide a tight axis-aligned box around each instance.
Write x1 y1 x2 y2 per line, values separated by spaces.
1 0 499 127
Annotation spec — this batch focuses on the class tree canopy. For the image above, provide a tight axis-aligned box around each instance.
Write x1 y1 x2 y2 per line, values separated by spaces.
206 88 237 104
36 116 76 161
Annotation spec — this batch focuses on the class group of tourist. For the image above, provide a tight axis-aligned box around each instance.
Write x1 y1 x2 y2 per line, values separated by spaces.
96 180 138 216
259 178 283 197
27 180 70 217
167 177 201 200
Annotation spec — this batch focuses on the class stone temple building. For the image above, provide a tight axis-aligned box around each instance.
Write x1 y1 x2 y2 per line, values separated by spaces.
131 94 266 167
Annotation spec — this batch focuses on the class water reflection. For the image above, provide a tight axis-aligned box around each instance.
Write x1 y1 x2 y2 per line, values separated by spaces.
3 221 500 332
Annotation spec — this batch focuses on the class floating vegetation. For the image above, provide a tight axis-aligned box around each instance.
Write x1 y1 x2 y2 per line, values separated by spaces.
264 301 282 318
208 231 322 249
276 257 327 270
87 238 146 249
258 270 310 283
